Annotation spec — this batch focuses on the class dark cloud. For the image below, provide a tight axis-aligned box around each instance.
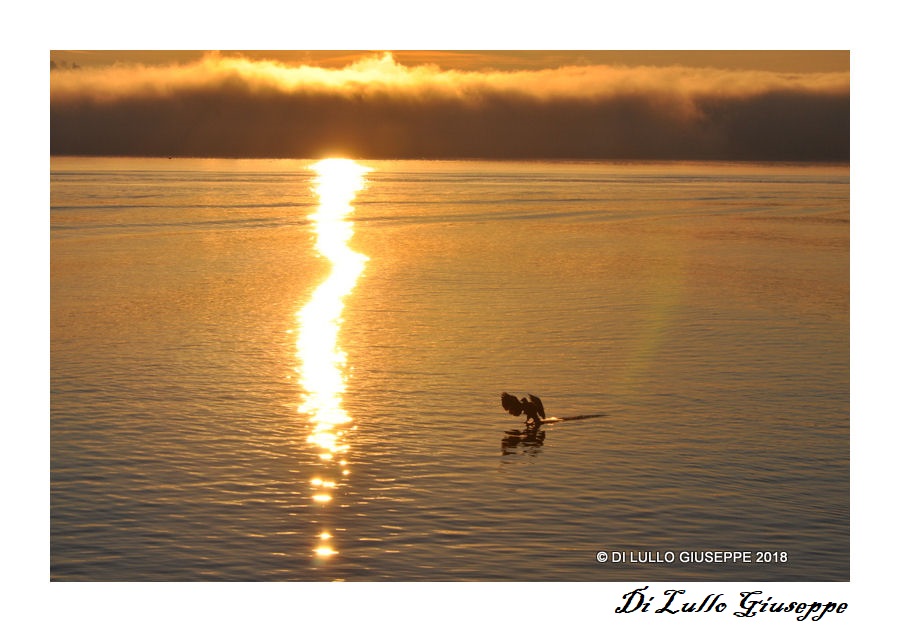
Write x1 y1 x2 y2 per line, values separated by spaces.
50 55 849 161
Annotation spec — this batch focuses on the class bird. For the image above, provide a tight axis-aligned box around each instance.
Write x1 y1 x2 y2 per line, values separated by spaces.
501 392 546 425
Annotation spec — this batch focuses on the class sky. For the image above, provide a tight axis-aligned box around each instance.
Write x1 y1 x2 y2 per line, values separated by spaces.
50 50 850 73
50 50 849 161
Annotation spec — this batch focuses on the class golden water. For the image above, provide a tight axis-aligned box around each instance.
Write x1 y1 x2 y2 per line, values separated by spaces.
51 158 848 580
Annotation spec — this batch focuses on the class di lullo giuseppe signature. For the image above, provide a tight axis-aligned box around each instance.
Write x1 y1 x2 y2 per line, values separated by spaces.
616 587 848 622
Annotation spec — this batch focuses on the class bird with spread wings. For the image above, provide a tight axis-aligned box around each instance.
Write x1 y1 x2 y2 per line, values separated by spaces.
501 392 546 425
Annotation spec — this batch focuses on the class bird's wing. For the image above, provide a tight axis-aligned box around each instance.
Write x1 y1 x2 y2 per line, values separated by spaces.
501 392 523 416
528 394 546 419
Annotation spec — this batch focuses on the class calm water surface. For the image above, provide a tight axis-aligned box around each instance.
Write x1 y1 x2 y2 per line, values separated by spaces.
50 157 849 580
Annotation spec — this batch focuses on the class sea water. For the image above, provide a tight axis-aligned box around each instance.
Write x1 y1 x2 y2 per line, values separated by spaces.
50 157 849 581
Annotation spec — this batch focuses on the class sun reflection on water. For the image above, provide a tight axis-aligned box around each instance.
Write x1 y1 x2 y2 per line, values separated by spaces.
296 158 370 560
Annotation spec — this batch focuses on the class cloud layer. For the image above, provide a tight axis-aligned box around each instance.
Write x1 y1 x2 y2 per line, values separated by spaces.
50 53 849 161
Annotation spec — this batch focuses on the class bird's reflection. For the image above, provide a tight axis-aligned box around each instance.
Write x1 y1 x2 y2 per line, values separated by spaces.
501 425 546 456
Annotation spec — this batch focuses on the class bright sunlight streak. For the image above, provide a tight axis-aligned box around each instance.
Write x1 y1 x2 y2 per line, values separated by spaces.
297 158 370 562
